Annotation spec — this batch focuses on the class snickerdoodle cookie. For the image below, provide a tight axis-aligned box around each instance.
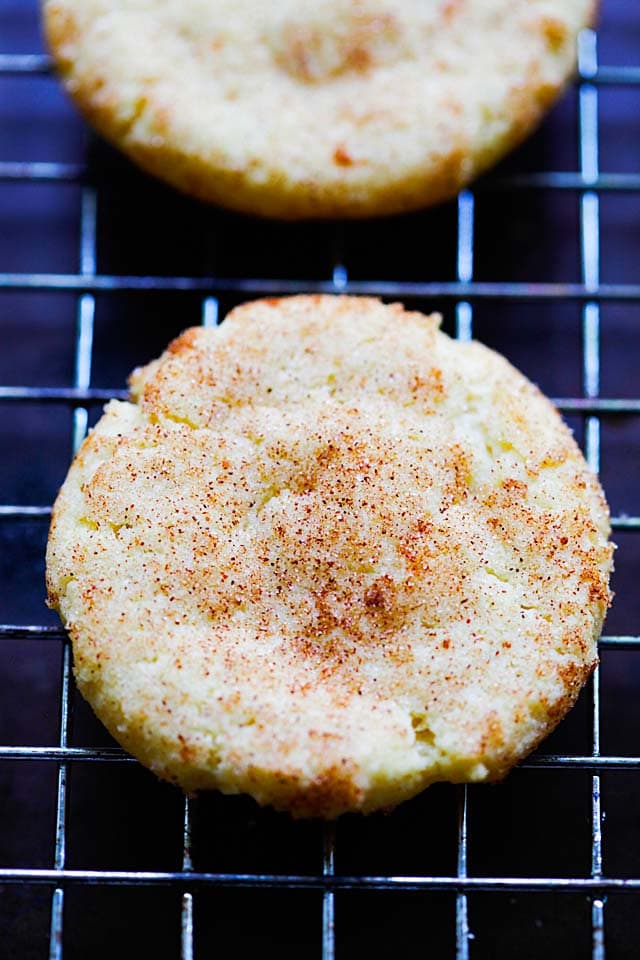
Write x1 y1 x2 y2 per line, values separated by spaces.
46 296 611 816
43 1 596 217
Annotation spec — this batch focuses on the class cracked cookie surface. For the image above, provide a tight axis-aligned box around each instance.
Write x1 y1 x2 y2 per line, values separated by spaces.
46 296 612 817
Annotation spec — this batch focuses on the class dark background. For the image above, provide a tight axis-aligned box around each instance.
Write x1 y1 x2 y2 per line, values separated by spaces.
1 1 640 958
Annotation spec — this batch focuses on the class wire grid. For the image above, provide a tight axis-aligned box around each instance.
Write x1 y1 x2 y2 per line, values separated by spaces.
1 15 640 960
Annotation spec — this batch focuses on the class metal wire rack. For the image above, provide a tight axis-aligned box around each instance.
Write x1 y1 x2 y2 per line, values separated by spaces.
1 3 640 958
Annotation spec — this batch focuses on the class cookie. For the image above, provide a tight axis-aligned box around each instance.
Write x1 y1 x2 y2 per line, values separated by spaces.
46 296 612 817
43 0 595 218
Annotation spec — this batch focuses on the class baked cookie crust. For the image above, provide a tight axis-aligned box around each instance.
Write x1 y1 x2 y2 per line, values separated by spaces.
46 296 612 817
43 0 596 218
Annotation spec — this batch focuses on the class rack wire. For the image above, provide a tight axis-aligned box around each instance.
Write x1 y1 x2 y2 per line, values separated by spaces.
1 6 640 959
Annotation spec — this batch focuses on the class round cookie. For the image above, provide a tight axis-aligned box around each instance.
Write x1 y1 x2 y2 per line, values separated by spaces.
43 0 596 219
46 296 612 817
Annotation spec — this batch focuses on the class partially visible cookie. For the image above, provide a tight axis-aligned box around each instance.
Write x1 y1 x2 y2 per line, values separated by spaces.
46 296 612 817
43 0 595 218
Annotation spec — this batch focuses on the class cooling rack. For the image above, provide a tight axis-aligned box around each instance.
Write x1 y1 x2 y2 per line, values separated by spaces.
1 2 640 958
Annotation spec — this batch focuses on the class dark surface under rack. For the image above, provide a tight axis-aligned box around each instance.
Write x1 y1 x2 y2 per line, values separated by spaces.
2 2 640 958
